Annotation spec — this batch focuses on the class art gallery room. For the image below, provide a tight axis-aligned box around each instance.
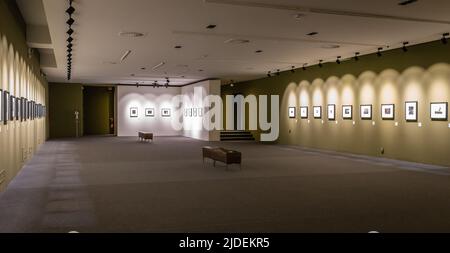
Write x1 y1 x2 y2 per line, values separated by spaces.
1 0 450 235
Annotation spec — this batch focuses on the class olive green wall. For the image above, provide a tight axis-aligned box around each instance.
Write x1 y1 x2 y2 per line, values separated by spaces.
83 86 113 135
0 0 48 192
49 83 83 138
222 40 450 166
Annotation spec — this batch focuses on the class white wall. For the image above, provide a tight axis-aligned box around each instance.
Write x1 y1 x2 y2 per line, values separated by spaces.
182 80 221 141
117 86 182 136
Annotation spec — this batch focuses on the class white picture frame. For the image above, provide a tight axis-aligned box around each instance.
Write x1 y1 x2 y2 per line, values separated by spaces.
405 101 418 122
327 104 335 120
430 102 448 121
360 104 372 120
300 106 308 119
145 108 154 117
313 106 322 119
130 107 138 118
381 104 395 120
288 107 296 118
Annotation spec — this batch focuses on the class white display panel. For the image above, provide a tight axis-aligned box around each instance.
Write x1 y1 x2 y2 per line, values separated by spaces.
360 105 372 120
430 102 448 120
313 106 322 119
381 104 395 120
342 105 352 120
300 106 308 119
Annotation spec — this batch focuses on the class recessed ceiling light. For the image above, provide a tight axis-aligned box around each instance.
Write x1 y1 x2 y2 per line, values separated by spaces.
174 45 182 49
198 69 204 72
321 44 340 49
224 38 250 44
206 24 217 29
398 0 418 6
292 13 305 20
255 50 263 53
141 67 146 70
118 31 146 38
307 32 318 36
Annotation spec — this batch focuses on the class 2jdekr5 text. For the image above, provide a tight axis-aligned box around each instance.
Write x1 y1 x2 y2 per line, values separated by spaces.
179 237 270 251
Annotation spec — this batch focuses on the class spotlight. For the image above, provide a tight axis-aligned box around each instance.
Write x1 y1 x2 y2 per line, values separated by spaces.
319 60 323 68
67 28 74 35
354 52 360 61
230 80 234 87
402 42 409 52
67 53 72 57
67 48 72 52
66 17 74 26
336 56 341 64
276 69 280 76
66 6 75 15
441 33 449 44
290 66 295 73
302 63 307 71
67 43 73 48
267 71 271 77
377 47 383 57
67 36 73 43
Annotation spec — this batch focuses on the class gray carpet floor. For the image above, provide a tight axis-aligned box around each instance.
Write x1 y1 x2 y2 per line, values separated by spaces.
1 136 450 233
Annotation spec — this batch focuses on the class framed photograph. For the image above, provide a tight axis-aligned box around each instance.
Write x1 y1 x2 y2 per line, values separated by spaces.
145 108 154 117
405 101 418 122
342 105 352 120
327 104 335 120
299 106 308 119
193 108 198 117
198 108 203 117
161 108 171 117
130 107 138 118
10 96 15 121
189 108 192 117
430 102 448 121
381 104 395 120
360 104 372 120
16 97 20 120
0 89 3 123
288 107 296 118
4 91 9 124
313 106 322 119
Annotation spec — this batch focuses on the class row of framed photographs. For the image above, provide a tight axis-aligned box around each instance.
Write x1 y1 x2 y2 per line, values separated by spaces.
0 89 46 125
130 107 171 118
288 102 448 121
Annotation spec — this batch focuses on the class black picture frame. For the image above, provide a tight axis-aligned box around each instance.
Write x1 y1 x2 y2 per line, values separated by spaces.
381 104 395 120
342 105 353 120
300 106 308 119
130 107 138 118
313 106 322 119
327 104 336 121
4 91 10 124
288 107 296 119
430 102 448 121
161 108 171 117
360 104 372 120
405 101 418 122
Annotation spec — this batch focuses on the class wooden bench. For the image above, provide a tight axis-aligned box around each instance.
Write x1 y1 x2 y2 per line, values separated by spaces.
202 146 242 169
138 131 153 142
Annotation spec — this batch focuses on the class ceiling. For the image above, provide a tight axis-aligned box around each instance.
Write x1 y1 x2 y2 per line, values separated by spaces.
16 0 450 85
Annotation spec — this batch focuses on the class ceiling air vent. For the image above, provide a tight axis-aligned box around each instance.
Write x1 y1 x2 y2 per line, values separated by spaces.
224 38 250 44
119 31 146 38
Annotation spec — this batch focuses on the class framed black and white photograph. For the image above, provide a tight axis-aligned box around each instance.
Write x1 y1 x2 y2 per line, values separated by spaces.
405 101 418 122
10 96 15 121
145 108 155 117
130 107 138 118
300 106 308 119
198 108 203 117
381 104 395 120
313 106 322 119
0 89 3 124
4 91 10 124
16 97 20 121
327 104 336 120
189 108 192 117
161 108 171 117
193 108 198 117
430 102 448 121
360 104 372 120
288 107 296 118
342 105 353 120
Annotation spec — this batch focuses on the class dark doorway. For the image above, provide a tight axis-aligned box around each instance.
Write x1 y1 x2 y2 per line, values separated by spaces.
83 86 115 135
